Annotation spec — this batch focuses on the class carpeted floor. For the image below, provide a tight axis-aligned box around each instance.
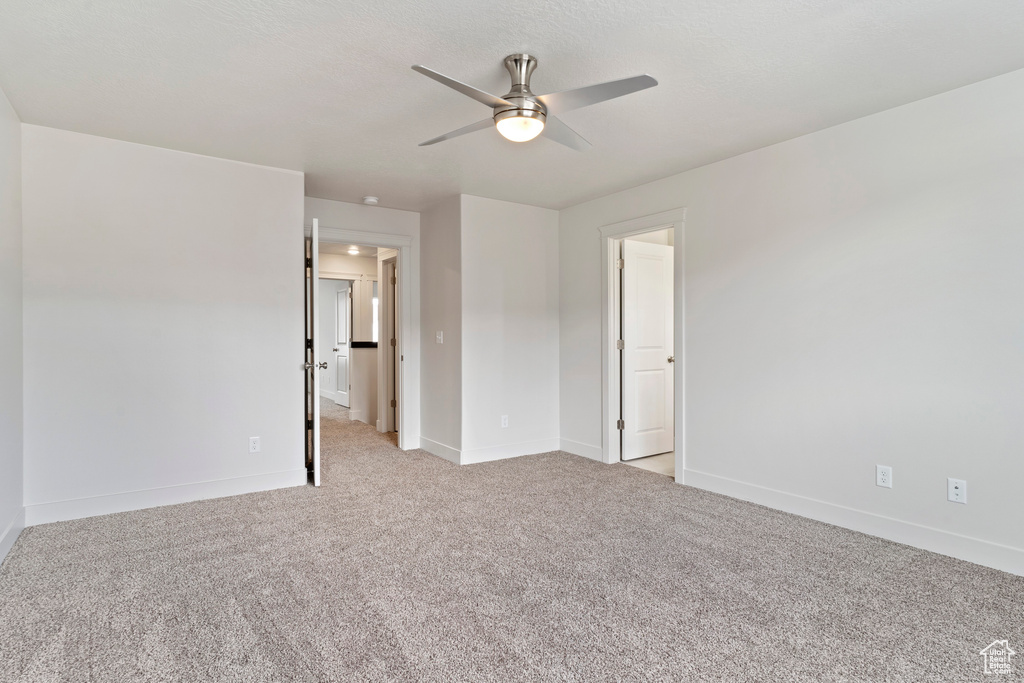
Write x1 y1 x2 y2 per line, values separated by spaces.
1 403 1021 682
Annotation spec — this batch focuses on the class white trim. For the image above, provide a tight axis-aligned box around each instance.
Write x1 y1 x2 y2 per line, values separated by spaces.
25 470 307 526
684 469 1024 577
419 437 461 465
559 439 603 461
0 507 26 566
313 225 420 451
599 209 687 481
461 439 561 465
319 270 364 281
348 409 366 423
419 437 562 465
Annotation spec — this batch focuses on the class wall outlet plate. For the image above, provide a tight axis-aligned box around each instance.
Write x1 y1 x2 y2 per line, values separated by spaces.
249 436 260 453
501 415 508 428
876 465 892 488
947 477 967 504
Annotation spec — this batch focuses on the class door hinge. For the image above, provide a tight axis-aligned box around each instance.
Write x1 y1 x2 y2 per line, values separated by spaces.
307 418 313 430
306 338 312 350
390 399 396 408
616 419 625 430
616 339 624 350
616 258 624 269
306 257 312 268
391 275 397 285
390 338 396 347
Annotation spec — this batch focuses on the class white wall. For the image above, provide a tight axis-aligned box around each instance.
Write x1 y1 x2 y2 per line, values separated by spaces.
305 197 421 447
419 196 462 457
559 69 1024 574
0 85 23 563
349 347 378 426
22 126 307 524
460 195 560 463
319 252 378 280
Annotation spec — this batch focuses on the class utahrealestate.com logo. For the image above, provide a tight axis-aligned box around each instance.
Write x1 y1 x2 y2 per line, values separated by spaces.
980 640 1016 676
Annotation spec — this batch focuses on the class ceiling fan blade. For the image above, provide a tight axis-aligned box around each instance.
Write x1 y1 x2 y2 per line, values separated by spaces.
536 74 657 115
418 118 494 146
412 65 512 109
541 115 591 151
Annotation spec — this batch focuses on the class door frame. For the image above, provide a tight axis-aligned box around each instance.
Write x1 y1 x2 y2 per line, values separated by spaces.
379 257 398 433
599 208 686 482
315 225 419 451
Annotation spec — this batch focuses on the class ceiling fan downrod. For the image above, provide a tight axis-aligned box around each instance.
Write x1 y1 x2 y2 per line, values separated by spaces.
493 54 546 130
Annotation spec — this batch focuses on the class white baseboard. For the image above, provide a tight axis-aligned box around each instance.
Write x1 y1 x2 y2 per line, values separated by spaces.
683 469 1024 577
0 507 26 566
25 469 308 526
349 409 366 423
418 437 560 466
559 439 603 461
461 438 561 465
419 436 460 464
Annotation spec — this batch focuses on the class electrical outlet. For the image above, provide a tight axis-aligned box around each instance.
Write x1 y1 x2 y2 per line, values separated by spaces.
947 478 967 504
249 436 260 453
876 465 892 488
501 415 508 428
436 331 444 344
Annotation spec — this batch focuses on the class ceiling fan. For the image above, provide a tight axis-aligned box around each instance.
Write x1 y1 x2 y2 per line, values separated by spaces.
412 54 657 150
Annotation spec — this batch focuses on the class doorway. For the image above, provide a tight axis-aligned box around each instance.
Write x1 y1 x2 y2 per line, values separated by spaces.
600 209 686 483
318 242 383 427
305 219 418 486
618 230 675 474
318 278 352 410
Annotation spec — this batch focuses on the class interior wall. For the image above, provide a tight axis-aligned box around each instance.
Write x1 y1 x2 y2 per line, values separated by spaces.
319 252 377 279
460 195 559 463
418 196 462 456
349 347 378 426
22 126 307 523
0 84 23 562
559 69 1024 574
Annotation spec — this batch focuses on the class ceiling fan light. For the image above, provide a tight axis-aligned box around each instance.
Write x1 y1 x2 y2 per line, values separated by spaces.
495 114 545 142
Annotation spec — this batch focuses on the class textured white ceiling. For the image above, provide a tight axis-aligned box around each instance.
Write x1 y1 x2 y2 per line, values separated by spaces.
2 0 1023 211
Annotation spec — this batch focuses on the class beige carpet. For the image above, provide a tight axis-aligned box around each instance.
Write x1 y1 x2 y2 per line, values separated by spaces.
1 404 1021 682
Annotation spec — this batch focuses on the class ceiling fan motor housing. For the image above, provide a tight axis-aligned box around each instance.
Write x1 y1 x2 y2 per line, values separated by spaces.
493 54 546 125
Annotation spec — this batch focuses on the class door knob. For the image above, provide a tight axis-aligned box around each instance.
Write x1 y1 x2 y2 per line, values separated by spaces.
303 362 314 370
332 347 339 352
667 356 675 363
317 361 328 369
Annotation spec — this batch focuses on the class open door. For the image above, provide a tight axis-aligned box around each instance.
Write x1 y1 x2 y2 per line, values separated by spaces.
304 218 322 486
621 239 674 460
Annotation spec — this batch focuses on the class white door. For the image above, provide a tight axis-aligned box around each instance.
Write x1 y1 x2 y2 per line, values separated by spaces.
334 283 351 407
621 239 674 460
305 219 322 486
